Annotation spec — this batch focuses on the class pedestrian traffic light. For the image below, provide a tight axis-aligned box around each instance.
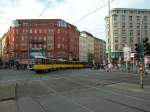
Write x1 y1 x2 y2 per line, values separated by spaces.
143 38 150 56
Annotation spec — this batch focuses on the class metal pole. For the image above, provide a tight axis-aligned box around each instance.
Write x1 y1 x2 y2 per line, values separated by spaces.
108 0 111 63
140 16 144 88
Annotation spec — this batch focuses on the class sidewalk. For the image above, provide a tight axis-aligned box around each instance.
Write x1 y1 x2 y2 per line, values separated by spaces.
108 82 150 95
0 83 17 112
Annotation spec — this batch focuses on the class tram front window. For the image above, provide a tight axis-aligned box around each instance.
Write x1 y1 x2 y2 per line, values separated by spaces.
35 58 42 64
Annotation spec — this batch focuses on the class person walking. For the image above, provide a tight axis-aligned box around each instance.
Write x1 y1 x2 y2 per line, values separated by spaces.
138 64 145 88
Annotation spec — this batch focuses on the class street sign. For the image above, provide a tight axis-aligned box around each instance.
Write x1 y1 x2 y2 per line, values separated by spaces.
130 53 135 58
123 46 131 52
124 52 130 61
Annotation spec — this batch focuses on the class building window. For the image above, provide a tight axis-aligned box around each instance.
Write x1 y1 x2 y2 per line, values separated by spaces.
35 29 37 33
113 15 118 22
122 23 126 29
43 44 46 49
29 44 32 48
129 30 133 36
57 36 60 41
22 52 28 58
44 36 46 41
57 29 60 34
62 37 64 41
122 15 126 22
122 30 126 35
137 30 140 36
39 29 42 33
44 29 47 33
15 53 18 58
57 44 60 48
130 38 134 43
129 23 133 28
136 16 140 21
144 23 147 29
62 44 64 49
144 30 147 35
15 44 18 48
129 16 132 21
39 37 42 41
16 36 19 40
137 23 140 29
48 29 54 33
47 36 53 40
144 16 147 21
29 29 32 33
16 29 19 34
115 39 118 43
115 44 118 50
114 23 118 29
22 43 27 48
38 44 42 48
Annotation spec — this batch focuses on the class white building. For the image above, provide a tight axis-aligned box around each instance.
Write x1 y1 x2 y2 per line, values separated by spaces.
105 8 150 62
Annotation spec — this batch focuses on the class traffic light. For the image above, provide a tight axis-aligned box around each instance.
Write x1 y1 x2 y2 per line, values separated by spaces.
135 44 140 61
143 38 150 56
135 44 140 52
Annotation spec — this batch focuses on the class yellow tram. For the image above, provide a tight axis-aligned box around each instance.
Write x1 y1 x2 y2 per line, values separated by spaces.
32 56 85 73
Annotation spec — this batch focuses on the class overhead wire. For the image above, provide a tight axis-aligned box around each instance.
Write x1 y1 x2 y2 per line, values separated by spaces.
38 0 52 18
73 0 115 24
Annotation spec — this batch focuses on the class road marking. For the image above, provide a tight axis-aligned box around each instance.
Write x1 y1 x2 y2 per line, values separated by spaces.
39 82 96 112
64 78 150 104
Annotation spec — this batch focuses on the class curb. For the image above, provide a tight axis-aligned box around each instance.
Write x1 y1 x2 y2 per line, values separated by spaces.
108 83 150 95
0 83 17 101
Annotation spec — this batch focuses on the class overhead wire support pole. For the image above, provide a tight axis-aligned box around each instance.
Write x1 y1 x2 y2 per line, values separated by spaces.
108 0 111 63
140 17 144 65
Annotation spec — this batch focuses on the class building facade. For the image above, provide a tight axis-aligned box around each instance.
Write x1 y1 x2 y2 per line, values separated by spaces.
2 19 80 64
79 31 106 65
99 39 106 64
94 38 100 64
0 38 2 60
105 8 150 63
79 31 94 63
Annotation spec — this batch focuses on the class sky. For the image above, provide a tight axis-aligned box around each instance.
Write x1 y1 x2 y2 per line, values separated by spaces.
0 0 149 40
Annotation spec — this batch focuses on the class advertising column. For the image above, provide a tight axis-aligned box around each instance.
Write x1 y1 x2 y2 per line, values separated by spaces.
123 46 131 71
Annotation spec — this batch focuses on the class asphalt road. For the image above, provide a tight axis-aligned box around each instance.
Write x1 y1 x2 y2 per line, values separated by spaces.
0 68 150 112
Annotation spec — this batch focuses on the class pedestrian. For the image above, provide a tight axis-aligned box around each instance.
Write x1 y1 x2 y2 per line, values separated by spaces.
138 64 145 88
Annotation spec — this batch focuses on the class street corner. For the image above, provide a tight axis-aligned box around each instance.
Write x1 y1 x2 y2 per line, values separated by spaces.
0 83 17 101
107 82 150 95
0 100 17 112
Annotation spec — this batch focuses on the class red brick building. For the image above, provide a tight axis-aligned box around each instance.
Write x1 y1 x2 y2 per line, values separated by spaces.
94 37 100 64
2 19 80 64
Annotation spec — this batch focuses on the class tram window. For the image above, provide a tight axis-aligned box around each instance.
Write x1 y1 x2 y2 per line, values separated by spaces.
35 58 42 64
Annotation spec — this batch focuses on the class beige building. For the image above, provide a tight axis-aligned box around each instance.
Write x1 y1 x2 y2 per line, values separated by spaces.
1 34 7 62
79 31 94 63
0 38 2 60
79 31 106 65
99 39 106 64
105 8 150 63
